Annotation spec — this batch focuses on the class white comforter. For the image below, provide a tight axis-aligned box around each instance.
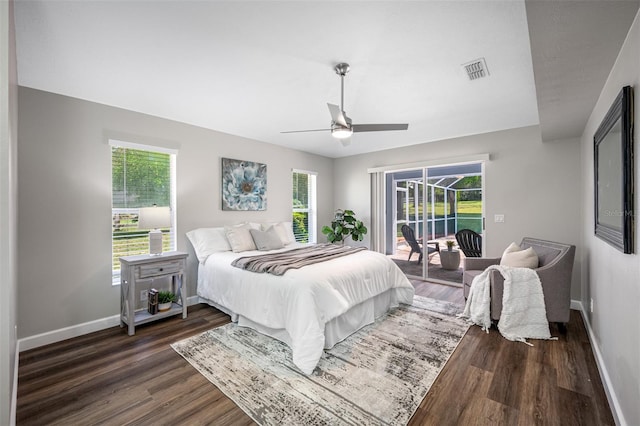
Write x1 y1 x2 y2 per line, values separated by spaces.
197 243 415 374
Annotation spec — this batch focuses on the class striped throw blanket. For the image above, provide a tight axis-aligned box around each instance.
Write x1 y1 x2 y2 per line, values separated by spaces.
232 244 366 276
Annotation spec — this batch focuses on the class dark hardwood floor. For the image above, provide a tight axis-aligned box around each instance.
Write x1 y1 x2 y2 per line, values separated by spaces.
17 281 613 425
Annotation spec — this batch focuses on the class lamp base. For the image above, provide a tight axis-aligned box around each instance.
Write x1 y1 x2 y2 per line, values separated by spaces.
149 229 163 255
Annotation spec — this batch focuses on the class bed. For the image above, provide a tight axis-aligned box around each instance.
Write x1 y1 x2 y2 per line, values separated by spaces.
187 222 415 374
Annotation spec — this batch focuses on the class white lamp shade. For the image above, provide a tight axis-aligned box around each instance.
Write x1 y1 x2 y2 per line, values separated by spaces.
138 206 171 230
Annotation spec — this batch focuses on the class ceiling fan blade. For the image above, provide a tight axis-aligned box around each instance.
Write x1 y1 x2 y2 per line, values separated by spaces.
340 138 352 147
352 123 409 132
327 103 348 127
280 128 330 134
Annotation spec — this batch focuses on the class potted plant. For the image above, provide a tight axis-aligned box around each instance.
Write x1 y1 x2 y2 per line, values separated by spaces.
446 240 456 251
157 290 177 311
322 209 368 244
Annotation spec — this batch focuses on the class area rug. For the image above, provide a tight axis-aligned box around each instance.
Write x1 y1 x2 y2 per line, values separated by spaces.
171 296 469 425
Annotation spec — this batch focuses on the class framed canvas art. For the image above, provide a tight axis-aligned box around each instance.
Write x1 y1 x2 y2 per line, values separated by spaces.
221 158 267 211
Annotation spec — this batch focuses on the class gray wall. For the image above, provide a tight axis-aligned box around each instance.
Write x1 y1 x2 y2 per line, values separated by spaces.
579 9 640 426
333 125 583 298
17 87 334 339
1 0 19 423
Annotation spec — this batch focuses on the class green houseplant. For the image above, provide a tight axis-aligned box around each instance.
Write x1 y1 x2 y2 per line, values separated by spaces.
322 209 368 244
157 290 177 311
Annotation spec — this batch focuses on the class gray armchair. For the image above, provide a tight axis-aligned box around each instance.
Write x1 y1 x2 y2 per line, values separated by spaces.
462 237 576 324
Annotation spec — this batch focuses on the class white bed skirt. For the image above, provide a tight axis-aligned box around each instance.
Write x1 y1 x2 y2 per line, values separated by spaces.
199 288 402 350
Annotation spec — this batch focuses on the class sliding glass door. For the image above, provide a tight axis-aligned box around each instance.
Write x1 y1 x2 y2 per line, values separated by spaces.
385 162 484 285
395 180 424 243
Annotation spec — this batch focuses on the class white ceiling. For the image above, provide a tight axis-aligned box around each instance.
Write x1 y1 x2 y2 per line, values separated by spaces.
13 1 639 158
527 0 639 142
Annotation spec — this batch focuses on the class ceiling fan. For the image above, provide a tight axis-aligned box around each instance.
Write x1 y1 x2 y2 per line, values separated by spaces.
281 63 409 146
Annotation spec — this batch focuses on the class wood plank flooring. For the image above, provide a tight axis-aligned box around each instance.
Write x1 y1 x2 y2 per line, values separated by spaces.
17 281 613 425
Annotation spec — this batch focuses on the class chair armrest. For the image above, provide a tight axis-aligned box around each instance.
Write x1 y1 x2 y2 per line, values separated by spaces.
464 257 500 271
463 257 501 320
534 266 572 323
489 270 505 320
427 241 440 252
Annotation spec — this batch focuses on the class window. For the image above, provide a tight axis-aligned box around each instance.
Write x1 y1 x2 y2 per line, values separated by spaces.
111 141 177 283
292 170 317 243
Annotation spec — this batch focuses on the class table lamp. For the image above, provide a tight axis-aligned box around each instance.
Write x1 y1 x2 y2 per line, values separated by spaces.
138 206 171 255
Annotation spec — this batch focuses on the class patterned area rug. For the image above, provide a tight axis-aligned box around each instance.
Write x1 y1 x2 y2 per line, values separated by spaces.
171 296 469 425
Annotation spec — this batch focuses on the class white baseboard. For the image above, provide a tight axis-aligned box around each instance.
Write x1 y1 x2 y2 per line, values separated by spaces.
570 299 581 310
19 314 121 352
576 301 626 426
11 330 18 426
18 295 202 352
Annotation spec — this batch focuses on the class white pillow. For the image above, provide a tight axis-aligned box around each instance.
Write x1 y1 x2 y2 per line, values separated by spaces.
260 222 290 245
225 224 257 252
500 242 539 268
281 221 296 245
250 227 285 251
185 227 231 263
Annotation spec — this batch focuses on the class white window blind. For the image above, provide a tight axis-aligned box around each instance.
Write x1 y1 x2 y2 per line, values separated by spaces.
292 170 317 243
111 144 176 282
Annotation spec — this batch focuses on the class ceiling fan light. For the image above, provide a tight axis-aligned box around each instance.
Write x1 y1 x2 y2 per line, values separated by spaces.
332 127 353 139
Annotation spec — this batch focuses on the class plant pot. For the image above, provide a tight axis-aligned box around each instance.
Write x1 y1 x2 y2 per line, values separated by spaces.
158 302 172 311
440 250 461 270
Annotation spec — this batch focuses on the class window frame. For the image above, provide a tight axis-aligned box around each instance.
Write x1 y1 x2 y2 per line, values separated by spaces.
110 140 177 285
292 169 317 244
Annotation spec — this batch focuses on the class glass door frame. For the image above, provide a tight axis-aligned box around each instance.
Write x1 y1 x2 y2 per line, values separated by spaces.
385 161 486 285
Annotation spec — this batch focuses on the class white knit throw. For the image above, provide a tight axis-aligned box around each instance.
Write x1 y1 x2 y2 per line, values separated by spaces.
459 265 555 345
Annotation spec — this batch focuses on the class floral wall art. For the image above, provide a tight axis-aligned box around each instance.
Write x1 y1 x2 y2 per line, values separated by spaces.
221 158 267 211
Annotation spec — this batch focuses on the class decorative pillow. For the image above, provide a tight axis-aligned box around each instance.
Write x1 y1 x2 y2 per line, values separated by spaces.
185 227 231 263
281 221 296 245
225 224 257 252
260 222 290 245
250 227 285 251
500 242 539 268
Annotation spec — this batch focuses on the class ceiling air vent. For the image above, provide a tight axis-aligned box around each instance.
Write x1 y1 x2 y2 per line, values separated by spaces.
462 58 489 81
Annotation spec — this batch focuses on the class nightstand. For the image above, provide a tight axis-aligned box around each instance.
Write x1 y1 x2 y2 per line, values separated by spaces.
119 251 188 335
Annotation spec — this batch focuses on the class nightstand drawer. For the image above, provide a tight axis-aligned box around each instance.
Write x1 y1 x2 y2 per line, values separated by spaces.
137 260 182 278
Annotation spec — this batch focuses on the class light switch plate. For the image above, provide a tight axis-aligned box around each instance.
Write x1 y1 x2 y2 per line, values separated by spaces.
494 214 505 223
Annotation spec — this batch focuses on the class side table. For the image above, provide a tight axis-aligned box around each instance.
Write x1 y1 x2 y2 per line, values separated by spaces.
120 251 188 335
440 249 461 270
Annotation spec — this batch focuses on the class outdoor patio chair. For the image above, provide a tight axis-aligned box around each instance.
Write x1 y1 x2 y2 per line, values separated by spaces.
401 224 440 264
455 229 482 257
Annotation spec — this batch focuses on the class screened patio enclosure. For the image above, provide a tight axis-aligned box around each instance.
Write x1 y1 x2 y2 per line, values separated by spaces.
385 163 483 256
